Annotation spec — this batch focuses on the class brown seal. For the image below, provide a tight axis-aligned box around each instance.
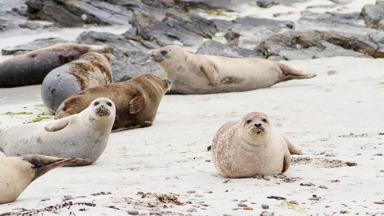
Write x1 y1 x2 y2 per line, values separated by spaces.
0 155 78 204
41 52 113 113
55 74 171 131
0 43 112 87
151 45 316 94
211 112 302 177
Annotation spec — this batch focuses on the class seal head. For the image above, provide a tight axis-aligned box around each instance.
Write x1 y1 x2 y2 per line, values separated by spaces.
240 112 272 145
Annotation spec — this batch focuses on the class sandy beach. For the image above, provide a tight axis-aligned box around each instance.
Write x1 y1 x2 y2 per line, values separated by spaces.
0 56 383 215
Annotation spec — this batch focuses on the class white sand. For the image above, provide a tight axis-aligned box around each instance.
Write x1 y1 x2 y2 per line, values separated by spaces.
0 57 383 215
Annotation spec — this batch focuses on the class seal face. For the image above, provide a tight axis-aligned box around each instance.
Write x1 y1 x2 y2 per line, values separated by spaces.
211 112 302 178
41 52 113 113
55 74 171 131
0 43 113 87
0 97 116 166
0 155 78 204
151 45 316 94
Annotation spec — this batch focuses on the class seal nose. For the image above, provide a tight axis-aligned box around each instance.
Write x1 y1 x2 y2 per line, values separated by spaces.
254 123 262 128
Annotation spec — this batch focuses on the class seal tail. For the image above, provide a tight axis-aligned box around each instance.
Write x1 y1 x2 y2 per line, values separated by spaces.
22 155 80 180
278 63 316 80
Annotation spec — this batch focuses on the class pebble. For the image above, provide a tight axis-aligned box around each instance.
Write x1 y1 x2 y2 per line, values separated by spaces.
187 208 197 213
187 190 196 194
262 204 269 209
260 211 274 216
319 185 328 189
238 203 247 207
340 210 349 214
127 210 139 215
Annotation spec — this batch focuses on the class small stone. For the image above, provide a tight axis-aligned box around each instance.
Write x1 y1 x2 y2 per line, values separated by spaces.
187 190 196 194
262 204 269 209
238 203 247 207
243 207 253 210
260 211 274 216
127 210 139 215
340 210 348 214
288 200 299 205
187 208 197 213
300 182 315 187
345 161 357 166
205 159 211 162
319 185 328 189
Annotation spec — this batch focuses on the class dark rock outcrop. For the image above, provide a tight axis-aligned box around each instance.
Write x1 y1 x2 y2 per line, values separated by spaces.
77 31 164 82
361 0 384 30
257 30 384 60
2 38 68 55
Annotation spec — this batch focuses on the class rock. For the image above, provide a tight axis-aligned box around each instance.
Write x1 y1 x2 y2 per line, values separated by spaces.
212 17 294 49
77 31 164 82
196 40 261 58
256 0 278 8
25 0 134 27
1 38 68 55
125 11 218 47
186 208 197 212
257 30 384 60
127 210 139 215
260 211 274 216
261 204 269 209
361 1 384 30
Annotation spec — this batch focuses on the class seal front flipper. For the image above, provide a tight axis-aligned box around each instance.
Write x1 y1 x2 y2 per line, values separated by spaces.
200 63 219 87
282 149 291 173
128 91 146 114
44 116 72 132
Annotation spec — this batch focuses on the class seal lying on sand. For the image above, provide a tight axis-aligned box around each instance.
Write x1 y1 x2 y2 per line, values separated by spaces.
0 98 115 166
41 52 113 113
151 45 315 94
0 43 112 87
211 112 302 177
0 154 78 204
55 74 171 131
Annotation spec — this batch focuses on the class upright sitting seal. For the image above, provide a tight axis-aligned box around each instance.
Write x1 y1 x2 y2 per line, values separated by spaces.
151 45 316 94
211 112 302 177
55 74 171 131
41 52 113 113
0 98 116 166
0 154 77 204
0 43 112 87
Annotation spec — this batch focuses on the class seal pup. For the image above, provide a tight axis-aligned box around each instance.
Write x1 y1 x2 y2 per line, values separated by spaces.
0 43 112 87
0 98 116 166
0 155 78 204
55 74 171 131
41 52 113 113
211 112 302 177
151 45 316 94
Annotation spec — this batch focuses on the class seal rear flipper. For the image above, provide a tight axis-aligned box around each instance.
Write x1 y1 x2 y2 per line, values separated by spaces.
278 63 316 80
22 155 79 180
283 136 303 155
44 116 71 132
128 92 146 114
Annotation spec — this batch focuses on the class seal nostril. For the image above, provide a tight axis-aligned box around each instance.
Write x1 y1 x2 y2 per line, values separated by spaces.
254 123 261 128
160 50 168 56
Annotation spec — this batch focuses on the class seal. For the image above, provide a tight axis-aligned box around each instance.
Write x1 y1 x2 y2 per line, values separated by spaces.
55 74 171 131
41 52 113 113
211 112 302 177
0 98 116 166
151 45 316 94
0 43 113 87
0 154 78 204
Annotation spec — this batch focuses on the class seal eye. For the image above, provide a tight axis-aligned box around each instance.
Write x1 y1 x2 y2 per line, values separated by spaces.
160 50 168 56
246 119 252 124
262 118 268 123
106 102 112 107
93 101 100 106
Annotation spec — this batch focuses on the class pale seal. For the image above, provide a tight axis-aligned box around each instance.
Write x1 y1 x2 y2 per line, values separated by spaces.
0 43 112 87
0 98 116 166
151 45 316 94
41 52 113 113
0 155 77 204
55 74 171 131
211 112 302 177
